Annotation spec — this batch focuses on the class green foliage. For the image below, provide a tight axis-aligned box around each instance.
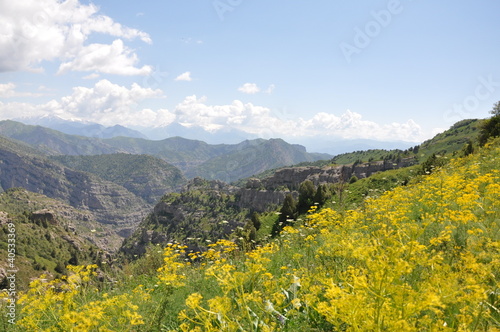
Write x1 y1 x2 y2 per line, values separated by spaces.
120 178 250 258
478 101 500 146
0 189 106 291
298 180 315 214
420 153 449 175
251 211 261 231
313 184 330 206
272 194 298 236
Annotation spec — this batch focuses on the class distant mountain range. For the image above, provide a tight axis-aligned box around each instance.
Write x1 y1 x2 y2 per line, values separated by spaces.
13 115 417 155
0 120 331 182
16 115 147 139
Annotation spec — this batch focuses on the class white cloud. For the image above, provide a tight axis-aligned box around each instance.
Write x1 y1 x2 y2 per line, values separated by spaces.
171 97 424 142
0 80 169 127
57 39 152 76
238 83 260 94
83 73 100 80
0 0 151 75
0 86 424 142
174 72 193 82
0 83 43 98
54 79 164 125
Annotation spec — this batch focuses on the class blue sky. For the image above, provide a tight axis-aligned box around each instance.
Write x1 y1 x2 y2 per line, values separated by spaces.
1 0 499 148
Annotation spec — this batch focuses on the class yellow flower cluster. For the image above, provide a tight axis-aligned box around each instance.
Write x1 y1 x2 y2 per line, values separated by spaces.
157 243 189 288
11 139 500 331
168 140 500 330
16 264 149 331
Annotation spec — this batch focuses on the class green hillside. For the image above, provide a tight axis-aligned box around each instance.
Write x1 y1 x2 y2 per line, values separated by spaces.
237 119 481 186
51 154 186 203
0 120 121 155
0 188 108 291
5 134 499 331
330 119 481 165
188 138 331 183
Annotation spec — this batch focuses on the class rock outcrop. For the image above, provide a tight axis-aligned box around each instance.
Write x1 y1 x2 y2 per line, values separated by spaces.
235 158 416 213
261 158 416 191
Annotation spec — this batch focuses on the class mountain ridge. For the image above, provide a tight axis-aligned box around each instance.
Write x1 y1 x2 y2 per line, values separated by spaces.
0 120 332 182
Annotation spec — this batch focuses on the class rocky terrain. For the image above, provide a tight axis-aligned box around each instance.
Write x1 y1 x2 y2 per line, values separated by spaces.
0 136 151 240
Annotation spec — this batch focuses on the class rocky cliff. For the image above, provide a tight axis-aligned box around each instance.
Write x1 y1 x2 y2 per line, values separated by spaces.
0 137 150 241
259 158 416 190
235 158 416 212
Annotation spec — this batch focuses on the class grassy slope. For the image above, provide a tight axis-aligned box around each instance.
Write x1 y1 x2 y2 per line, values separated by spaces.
236 119 481 186
331 118 481 165
7 135 499 330
0 189 108 291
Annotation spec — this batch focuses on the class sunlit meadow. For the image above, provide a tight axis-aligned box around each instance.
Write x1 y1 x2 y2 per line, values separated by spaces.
2 138 500 331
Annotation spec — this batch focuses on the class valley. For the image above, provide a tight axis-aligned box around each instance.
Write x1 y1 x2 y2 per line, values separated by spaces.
0 118 481 280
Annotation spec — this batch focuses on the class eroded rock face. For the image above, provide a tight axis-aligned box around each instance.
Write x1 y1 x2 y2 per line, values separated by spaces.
0 211 9 225
236 158 416 213
260 158 416 191
0 146 151 239
236 189 292 212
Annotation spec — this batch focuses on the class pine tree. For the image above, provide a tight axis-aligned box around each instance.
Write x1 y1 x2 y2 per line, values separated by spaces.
298 180 315 214
272 194 297 236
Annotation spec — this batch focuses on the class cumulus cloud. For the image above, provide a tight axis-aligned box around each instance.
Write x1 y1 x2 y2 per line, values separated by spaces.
0 85 424 142
57 39 152 76
54 79 164 125
0 80 170 127
0 83 43 98
0 0 151 75
174 72 193 82
171 97 424 142
238 83 260 94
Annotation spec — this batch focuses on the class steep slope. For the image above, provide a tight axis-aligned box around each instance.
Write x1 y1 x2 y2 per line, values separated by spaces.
187 138 332 182
51 154 186 203
0 136 149 239
0 188 109 290
120 178 249 257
